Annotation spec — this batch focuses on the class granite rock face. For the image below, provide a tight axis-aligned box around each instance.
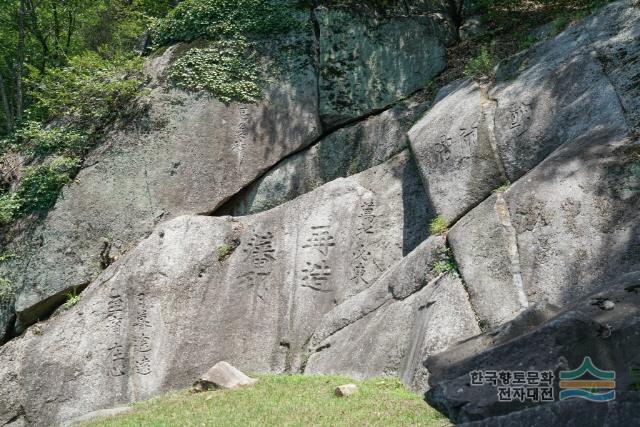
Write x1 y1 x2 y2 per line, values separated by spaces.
450 129 639 328
218 92 434 216
459 393 640 427
408 79 504 223
305 236 480 391
0 36 322 338
0 151 433 426
425 271 640 423
316 6 447 126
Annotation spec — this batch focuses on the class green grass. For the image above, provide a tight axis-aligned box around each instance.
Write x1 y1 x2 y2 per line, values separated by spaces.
84 374 449 427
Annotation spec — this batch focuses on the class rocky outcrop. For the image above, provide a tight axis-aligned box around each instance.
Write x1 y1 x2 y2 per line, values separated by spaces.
425 271 640 423
0 5 453 340
305 244 480 390
316 7 447 126
459 392 640 427
409 0 639 330
0 34 321 338
1 1 640 425
0 150 433 426
217 91 433 216
408 79 504 223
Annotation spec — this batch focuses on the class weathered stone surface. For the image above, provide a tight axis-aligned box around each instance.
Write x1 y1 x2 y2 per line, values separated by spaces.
459 393 640 427
492 51 628 182
0 33 321 335
195 361 257 390
218 92 433 216
447 193 530 329
0 151 431 426
335 384 358 397
408 79 504 223
316 6 447 125
425 271 640 423
450 129 639 328
305 237 480 391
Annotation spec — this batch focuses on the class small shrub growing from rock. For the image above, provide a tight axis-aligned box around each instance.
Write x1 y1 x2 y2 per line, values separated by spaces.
492 181 511 193
464 46 496 79
429 215 448 235
63 289 81 310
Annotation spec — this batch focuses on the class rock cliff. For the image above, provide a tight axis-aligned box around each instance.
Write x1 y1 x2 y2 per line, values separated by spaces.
0 1 639 426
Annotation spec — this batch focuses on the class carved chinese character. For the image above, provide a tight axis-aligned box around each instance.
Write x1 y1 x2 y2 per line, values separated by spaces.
434 135 453 164
508 103 532 135
459 125 478 156
244 232 276 268
301 260 332 292
302 226 335 256
107 343 126 377
134 332 152 353
134 353 152 376
356 202 376 236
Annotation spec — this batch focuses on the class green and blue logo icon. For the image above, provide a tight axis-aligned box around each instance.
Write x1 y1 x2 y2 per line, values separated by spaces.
559 357 616 402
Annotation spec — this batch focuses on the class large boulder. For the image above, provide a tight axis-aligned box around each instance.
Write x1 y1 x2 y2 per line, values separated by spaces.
316 6 447 126
0 32 322 337
460 393 640 427
305 236 480 391
408 79 504 223
449 129 639 328
409 0 638 225
0 150 432 426
217 92 434 216
425 271 640 423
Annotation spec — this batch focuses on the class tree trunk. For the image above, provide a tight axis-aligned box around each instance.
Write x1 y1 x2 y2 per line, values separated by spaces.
0 75 14 133
15 0 26 123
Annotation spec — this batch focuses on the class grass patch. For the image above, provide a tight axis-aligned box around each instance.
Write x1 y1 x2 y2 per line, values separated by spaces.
83 374 449 427
429 216 448 235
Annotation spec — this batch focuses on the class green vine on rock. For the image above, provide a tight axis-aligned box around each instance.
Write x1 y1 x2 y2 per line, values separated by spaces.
154 0 308 103
168 39 263 103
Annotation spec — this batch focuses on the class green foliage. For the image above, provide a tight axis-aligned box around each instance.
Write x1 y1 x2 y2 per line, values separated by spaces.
217 244 232 261
152 0 305 47
464 47 496 79
518 34 541 50
0 251 17 262
0 193 21 225
63 289 81 310
217 239 240 261
429 216 449 235
85 374 449 427
15 157 79 215
433 246 458 276
0 277 13 306
26 54 145 127
433 260 457 274
169 39 263 103
9 121 87 158
156 0 307 101
493 181 511 193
